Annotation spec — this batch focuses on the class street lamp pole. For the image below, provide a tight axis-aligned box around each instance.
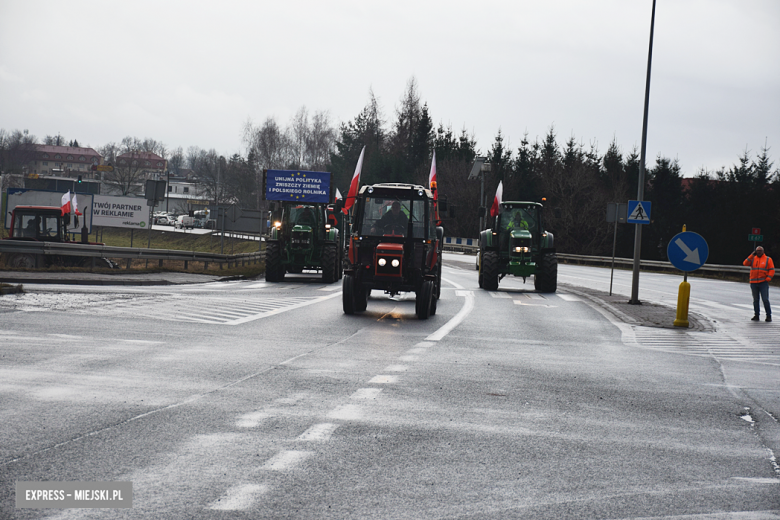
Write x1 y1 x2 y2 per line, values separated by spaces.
630 0 657 305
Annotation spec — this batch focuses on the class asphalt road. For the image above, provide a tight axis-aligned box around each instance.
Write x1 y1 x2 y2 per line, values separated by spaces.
0 256 778 519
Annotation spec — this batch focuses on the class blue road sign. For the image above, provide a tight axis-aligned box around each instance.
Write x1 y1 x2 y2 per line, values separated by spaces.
667 231 709 272
265 170 331 203
627 200 651 224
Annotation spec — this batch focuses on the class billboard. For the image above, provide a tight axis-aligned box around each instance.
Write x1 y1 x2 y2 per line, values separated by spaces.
265 170 330 203
92 195 150 229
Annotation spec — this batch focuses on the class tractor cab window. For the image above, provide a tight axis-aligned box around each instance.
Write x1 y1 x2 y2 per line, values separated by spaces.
16 213 60 239
290 206 317 227
361 197 427 238
500 207 538 236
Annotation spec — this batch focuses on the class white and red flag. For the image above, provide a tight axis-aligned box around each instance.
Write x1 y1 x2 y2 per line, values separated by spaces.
428 151 437 200
335 188 343 202
342 146 365 215
60 191 72 215
489 181 503 218
72 193 82 216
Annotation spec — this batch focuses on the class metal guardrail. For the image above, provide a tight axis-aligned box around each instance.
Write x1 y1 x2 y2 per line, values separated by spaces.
0 240 264 269
441 237 750 277
2 236 751 277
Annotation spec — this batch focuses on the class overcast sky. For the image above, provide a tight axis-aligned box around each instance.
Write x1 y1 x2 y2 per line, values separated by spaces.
2 0 778 176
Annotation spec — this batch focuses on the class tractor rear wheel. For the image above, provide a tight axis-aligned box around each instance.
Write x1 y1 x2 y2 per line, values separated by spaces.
265 242 284 282
416 280 434 320
342 274 355 314
481 251 499 291
321 244 337 283
534 252 558 293
6 253 37 269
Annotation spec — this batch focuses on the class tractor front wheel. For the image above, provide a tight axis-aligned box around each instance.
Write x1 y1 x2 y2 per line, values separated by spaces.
534 252 558 293
265 242 284 282
416 280 434 320
481 251 499 291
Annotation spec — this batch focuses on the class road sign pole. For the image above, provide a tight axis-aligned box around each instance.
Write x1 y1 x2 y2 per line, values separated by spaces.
630 0 656 305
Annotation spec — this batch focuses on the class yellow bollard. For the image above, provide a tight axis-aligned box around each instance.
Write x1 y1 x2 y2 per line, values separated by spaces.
674 280 691 327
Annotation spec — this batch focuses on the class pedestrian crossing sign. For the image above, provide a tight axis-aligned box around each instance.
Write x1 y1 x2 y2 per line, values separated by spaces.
627 200 651 224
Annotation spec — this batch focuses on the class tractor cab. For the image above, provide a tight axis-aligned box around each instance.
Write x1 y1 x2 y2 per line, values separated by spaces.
9 206 69 242
496 203 541 256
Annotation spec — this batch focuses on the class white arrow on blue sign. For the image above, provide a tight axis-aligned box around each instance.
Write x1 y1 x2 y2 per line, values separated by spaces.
667 231 709 272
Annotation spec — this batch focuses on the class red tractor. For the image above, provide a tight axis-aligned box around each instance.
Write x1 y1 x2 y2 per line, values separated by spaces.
341 183 443 319
2 205 113 268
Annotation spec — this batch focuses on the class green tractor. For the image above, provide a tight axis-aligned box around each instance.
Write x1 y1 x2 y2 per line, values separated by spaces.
478 201 557 292
265 202 341 283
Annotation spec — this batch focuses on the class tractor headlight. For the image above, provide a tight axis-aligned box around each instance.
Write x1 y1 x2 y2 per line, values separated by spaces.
391 259 400 268
378 258 387 267
514 246 530 253
325 224 331 230
274 221 282 229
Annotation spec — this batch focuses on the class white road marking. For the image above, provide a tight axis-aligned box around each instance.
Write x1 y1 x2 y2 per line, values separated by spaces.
414 341 435 348
351 388 383 399
489 292 512 298
260 450 313 471
557 293 581 301
398 355 418 362
298 423 339 441
405 348 426 354
327 404 363 421
731 477 780 484
236 412 270 428
208 484 268 510
230 292 342 325
427 289 474 341
368 375 398 384
513 300 557 307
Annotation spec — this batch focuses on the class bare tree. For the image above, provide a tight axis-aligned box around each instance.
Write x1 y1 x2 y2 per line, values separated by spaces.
98 136 167 195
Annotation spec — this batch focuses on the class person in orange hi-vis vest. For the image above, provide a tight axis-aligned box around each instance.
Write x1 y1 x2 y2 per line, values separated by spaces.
743 246 774 322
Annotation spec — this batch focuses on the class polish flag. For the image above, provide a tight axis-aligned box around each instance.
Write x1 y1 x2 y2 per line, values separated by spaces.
428 151 437 200
489 181 503 218
72 193 82 216
342 146 365 215
61 191 72 215
335 188 343 202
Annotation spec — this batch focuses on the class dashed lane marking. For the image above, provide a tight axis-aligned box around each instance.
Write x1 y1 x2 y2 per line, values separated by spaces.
297 423 339 442
351 388 383 399
208 484 268 511
368 375 398 384
260 450 313 471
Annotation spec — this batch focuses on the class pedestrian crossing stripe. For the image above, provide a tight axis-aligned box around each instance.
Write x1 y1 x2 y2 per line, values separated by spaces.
627 200 651 223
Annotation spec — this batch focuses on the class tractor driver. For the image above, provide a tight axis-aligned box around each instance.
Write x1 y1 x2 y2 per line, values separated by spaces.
296 207 316 227
372 200 408 235
505 210 529 231
24 216 41 238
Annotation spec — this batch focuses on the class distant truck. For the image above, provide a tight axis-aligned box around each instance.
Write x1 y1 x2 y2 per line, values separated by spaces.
2 205 114 268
